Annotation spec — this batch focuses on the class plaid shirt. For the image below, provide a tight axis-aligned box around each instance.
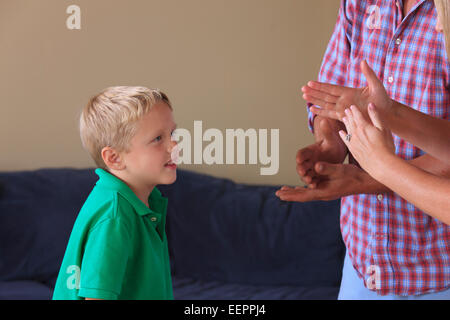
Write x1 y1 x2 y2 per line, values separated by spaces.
308 0 450 296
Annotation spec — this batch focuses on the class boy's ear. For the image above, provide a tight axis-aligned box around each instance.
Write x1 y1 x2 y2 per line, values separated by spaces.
101 147 126 170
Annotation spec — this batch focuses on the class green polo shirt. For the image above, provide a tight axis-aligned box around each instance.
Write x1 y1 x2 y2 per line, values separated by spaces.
52 169 173 300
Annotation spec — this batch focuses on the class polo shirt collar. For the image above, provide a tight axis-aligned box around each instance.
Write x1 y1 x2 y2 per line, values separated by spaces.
94 168 168 217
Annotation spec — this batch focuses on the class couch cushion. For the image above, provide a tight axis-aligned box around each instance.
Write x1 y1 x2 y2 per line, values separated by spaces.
0 281 53 300
172 276 338 300
158 170 344 288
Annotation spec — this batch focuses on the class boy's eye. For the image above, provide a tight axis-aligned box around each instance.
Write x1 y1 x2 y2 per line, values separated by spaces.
153 136 162 142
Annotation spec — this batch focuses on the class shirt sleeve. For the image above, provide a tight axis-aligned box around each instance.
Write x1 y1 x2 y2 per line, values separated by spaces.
78 218 131 300
307 0 353 133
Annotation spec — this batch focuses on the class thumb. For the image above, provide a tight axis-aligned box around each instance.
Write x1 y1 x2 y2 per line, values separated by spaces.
367 103 384 130
361 60 382 90
315 161 341 176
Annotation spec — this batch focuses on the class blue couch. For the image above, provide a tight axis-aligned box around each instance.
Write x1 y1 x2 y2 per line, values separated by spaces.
0 168 345 300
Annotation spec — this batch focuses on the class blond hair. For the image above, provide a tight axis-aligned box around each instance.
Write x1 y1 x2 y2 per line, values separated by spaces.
435 0 450 58
80 86 172 169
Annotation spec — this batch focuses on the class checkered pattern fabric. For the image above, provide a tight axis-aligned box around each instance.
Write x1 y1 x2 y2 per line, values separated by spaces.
308 0 450 296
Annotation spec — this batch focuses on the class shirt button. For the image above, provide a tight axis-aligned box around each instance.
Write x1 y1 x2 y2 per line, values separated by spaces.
151 217 157 222
388 76 394 83
377 194 383 201
395 38 401 45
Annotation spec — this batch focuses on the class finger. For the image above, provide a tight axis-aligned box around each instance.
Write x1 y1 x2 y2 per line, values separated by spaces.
296 148 312 164
342 115 350 135
302 86 339 104
367 103 384 130
350 105 369 128
296 161 314 176
307 81 345 97
276 188 317 202
338 130 350 148
361 60 382 90
275 187 293 197
343 108 356 134
310 106 341 121
307 176 321 189
303 94 336 110
300 168 316 184
314 161 341 176
297 162 317 182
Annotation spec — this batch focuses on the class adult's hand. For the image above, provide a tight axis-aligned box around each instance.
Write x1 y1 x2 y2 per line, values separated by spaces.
338 104 396 180
276 162 367 202
296 117 348 188
302 60 392 122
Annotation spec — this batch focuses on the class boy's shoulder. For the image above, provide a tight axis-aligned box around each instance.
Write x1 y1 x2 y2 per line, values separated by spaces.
76 183 136 233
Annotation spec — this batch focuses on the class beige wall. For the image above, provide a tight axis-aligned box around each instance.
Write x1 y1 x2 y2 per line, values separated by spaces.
0 0 340 186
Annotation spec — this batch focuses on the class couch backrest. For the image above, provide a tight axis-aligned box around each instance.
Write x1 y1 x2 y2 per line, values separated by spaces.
159 170 345 287
0 168 344 289
0 168 97 287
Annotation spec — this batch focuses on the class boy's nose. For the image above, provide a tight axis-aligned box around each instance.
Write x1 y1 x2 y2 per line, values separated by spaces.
170 143 180 164
168 139 177 152
167 139 178 154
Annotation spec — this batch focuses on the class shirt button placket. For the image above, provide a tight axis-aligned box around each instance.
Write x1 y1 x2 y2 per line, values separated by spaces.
375 194 387 244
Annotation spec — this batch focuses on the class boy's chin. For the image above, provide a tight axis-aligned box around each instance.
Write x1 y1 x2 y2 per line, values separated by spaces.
158 171 177 185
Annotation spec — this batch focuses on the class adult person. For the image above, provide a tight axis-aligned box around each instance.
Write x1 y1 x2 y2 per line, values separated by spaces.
299 0 450 224
276 0 450 299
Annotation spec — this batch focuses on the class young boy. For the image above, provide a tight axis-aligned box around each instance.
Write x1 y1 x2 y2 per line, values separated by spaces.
52 86 178 300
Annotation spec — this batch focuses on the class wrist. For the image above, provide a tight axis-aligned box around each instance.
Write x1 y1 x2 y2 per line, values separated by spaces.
384 99 401 129
368 153 400 188
356 164 392 194
314 117 348 162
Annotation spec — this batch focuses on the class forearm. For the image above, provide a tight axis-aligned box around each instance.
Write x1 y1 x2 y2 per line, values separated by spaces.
408 153 450 177
372 154 450 225
386 100 450 162
349 154 450 195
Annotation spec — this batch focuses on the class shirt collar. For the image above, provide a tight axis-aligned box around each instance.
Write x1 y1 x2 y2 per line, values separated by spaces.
94 168 168 217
